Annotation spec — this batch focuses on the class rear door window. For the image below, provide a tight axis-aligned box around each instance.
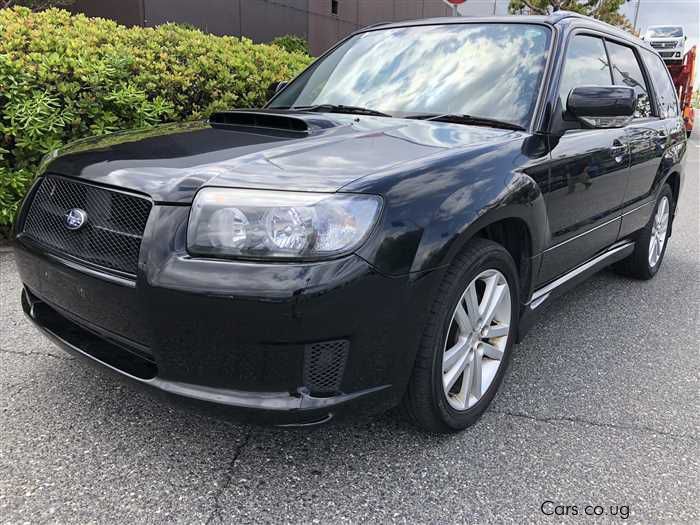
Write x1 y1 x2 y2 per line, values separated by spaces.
606 41 652 118
641 51 679 118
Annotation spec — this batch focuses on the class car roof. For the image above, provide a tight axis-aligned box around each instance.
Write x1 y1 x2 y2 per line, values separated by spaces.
363 13 562 30
364 11 653 52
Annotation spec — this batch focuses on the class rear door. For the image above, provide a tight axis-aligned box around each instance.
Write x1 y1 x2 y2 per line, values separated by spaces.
539 34 629 283
618 48 683 237
606 40 668 236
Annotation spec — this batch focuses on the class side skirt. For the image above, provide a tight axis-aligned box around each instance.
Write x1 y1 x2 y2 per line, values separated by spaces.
517 240 635 341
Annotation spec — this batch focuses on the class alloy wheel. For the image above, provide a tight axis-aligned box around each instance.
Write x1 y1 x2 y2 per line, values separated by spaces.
442 269 511 411
648 196 670 268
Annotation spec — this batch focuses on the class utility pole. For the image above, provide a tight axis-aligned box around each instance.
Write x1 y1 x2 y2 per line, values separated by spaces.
633 0 642 33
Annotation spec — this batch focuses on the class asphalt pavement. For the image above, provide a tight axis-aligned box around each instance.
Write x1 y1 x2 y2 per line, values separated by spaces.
1 136 698 524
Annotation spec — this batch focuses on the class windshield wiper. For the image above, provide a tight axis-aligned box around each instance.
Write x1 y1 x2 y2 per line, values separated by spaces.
292 104 392 118
407 113 525 131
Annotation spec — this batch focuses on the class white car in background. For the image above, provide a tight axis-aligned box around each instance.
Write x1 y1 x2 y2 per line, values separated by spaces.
643 25 687 64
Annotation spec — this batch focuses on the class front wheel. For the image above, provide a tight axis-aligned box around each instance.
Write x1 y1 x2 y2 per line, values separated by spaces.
615 184 674 280
402 239 519 433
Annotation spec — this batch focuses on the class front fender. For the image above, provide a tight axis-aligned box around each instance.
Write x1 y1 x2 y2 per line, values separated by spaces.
351 135 550 277
411 171 548 273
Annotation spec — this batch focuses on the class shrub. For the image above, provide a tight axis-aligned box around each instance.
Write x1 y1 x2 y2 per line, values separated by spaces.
271 34 310 56
0 7 313 234
0 167 32 233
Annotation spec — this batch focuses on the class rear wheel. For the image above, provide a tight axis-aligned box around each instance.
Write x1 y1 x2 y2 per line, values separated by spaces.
402 239 519 433
615 184 674 280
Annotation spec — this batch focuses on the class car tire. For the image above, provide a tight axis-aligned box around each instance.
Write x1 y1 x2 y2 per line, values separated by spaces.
401 238 519 433
615 184 674 280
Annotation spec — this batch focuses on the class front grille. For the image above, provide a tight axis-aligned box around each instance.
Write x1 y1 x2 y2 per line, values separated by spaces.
650 41 675 49
659 51 676 58
303 340 349 395
21 176 152 276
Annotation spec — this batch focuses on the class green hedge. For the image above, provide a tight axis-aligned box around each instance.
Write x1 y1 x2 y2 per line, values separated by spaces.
271 34 311 56
0 7 313 234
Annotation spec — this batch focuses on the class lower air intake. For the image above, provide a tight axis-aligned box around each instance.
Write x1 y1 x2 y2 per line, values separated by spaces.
303 340 349 395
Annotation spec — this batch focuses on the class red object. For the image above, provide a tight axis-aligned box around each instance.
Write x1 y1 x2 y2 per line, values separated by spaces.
444 0 467 4
667 46 696 136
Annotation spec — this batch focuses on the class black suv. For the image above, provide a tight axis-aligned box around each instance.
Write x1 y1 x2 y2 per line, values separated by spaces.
14 12 686 432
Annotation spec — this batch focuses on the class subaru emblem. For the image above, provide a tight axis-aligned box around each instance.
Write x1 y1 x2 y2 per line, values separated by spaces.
64 208 87 230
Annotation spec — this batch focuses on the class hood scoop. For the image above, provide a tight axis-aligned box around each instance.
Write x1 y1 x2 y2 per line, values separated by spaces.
209 110 339 135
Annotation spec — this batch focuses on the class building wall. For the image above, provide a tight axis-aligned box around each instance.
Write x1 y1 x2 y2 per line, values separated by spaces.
143 0 310 44
144 0 243 35
70 0 460 55
70 0 144 27
239 0 310 44
308 0 453 55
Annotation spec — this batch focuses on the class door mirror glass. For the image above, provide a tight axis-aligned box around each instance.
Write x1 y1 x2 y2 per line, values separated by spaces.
566 86 635 128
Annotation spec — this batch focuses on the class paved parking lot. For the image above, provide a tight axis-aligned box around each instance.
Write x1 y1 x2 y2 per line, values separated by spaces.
1 137 698 524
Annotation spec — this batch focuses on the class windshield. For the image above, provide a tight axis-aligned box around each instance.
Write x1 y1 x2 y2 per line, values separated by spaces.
269 23 551 128
646 26 684 38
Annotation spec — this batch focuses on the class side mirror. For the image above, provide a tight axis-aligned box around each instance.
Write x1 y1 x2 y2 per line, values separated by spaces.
567 86 635 128
267 81 288 99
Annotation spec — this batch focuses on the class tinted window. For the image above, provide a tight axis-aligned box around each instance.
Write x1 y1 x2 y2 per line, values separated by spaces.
642 51 679 117
270 24 551 127
558 35 612 111
606 41 652 118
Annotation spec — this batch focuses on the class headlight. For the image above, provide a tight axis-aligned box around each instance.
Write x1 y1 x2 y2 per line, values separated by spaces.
187 188 382 260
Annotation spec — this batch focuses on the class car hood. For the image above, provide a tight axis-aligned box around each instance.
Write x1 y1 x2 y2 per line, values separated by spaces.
44 110 519 203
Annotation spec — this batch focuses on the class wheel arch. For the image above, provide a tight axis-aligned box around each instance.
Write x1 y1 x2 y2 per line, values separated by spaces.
665 171 681 208
663 170 681 237
471 217 534 304
410 171 549 302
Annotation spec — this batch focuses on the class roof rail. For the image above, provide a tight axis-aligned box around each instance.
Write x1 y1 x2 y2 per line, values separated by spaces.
547 10 587 24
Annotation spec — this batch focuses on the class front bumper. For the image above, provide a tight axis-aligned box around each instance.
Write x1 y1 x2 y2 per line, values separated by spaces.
21 286 390 426
657 50 683 63
14 206 442 425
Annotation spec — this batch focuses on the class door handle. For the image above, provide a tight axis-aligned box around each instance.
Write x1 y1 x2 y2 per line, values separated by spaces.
653 131 669 152
610 142 627 163
654 131 668 144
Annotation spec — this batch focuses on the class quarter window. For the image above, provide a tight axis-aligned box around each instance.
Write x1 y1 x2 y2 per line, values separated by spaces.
558 35 612 113
606 41 652 118
642 51 679 118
